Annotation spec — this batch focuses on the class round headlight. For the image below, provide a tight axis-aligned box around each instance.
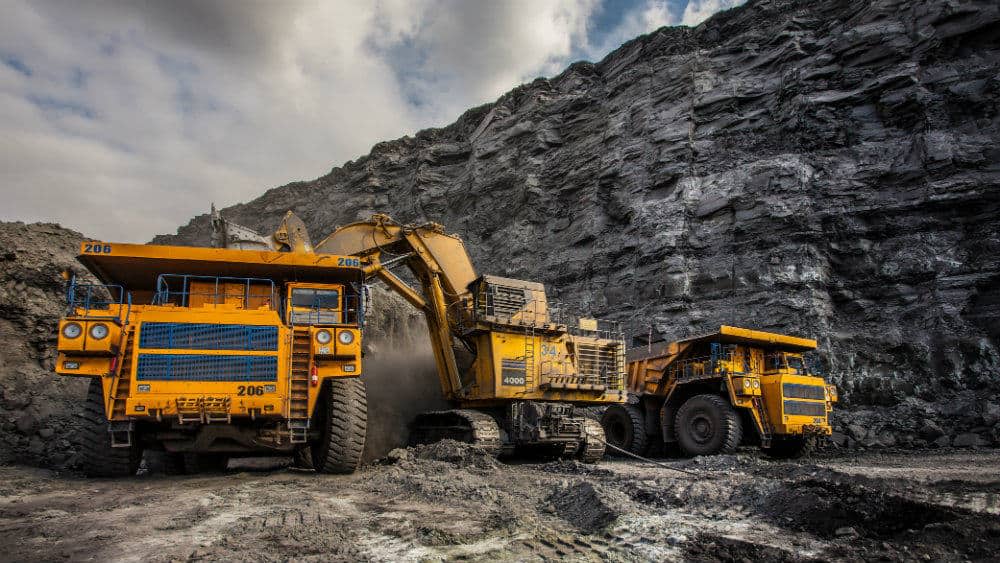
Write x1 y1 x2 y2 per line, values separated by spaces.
315 330 332 344
743 379 751 388
752 380 760 389
62 322 82 339
338 330 355 345
89 323 109 340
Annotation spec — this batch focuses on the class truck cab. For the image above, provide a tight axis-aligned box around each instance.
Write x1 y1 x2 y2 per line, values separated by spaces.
56 241 369 477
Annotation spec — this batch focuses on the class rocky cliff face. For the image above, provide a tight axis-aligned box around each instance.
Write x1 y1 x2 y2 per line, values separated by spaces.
0 223 91 467
158 0 1000 416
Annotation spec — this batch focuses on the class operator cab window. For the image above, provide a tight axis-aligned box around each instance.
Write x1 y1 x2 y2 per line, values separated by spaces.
786 355 806 374
288 288 342 325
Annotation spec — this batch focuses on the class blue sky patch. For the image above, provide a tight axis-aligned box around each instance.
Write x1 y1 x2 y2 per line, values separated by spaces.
2 53 32 77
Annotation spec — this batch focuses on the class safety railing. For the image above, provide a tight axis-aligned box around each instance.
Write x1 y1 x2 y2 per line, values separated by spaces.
471 281 550 327
152 274 279 312
66 280 130 322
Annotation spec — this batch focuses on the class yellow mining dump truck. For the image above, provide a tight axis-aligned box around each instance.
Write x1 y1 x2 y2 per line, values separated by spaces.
290 213 626 461
601 326 838 458
55 240 369 476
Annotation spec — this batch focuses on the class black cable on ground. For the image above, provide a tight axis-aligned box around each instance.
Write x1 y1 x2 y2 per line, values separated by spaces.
597 439 703 477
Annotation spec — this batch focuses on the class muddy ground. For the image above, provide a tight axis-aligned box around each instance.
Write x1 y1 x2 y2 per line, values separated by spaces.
1 446 998 562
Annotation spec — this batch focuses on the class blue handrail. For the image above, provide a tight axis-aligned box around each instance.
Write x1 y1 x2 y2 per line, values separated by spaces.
65 276 130 322
152 274 278 311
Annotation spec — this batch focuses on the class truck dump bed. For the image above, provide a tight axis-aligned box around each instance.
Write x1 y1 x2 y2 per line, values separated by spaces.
626 325 816 364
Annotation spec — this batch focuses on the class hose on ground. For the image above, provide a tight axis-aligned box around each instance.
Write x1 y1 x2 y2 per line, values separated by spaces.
596 438 703 477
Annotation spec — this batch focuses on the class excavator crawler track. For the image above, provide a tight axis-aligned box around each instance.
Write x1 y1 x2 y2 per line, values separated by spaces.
410 409 502 456
578 418 606 463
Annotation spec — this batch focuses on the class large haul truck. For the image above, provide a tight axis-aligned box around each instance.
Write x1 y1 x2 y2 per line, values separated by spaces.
55 237 369 476
217 212 628 461
601 326 838 458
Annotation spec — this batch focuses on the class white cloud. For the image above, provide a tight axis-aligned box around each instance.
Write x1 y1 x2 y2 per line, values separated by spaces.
0 0 740 242
681 0 744 26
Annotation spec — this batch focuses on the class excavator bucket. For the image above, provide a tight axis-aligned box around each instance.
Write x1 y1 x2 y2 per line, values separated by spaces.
315 214 478 297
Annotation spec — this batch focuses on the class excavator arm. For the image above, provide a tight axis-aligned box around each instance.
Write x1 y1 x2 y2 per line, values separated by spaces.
314 214 478 401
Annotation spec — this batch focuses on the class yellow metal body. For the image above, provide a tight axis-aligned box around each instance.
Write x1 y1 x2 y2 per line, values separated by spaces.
626 325 837 440
316 214 627 407
54 241 366 431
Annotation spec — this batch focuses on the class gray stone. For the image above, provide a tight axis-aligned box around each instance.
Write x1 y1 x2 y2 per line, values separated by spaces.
37 427 54 439
918 421 945 440
933 435 951 448
953 433 986 448
982 402 1000 426
14 413 37 435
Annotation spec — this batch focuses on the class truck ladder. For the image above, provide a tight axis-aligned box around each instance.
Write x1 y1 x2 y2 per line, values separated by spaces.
110 327 136 419
751 396 774 448
523 325 536 390
288 327 311 442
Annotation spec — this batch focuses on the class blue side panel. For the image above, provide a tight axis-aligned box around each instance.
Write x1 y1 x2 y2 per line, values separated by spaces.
136 354 278 382
139 323 278 351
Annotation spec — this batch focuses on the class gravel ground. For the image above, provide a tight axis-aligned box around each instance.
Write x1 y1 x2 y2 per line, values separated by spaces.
1 447 998 562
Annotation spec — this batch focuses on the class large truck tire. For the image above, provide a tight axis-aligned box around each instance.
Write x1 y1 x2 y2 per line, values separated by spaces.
312 378 367 474
80 378 141 477
763 435 816 459
673 394 743 457
600 404 647 456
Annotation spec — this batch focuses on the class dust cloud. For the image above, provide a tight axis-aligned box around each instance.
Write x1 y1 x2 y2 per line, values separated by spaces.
361 343 450 462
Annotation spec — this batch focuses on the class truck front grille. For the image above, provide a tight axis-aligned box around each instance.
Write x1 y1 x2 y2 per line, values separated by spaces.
783 400 827 417
136 354 278 382
139 322 278 351
782 383 826 400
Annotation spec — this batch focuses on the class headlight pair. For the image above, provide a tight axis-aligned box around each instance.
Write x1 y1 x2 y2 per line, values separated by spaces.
61 322 108 340
315 330 355 345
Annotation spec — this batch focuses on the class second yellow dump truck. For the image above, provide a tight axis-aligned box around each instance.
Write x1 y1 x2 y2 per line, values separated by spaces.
55 239 369 476
601 326 837 458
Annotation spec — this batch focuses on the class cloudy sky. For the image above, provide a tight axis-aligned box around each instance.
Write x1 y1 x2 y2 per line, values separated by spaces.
0 0 741 242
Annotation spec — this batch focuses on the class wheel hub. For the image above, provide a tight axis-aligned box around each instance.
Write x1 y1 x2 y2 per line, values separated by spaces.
690 413 714 444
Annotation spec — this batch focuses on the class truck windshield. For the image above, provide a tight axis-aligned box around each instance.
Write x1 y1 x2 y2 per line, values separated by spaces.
291 289 339 309
289 288 342 325
787 355 805 374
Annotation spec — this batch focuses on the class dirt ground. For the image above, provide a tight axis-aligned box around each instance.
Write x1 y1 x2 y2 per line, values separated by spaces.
1 446 998 562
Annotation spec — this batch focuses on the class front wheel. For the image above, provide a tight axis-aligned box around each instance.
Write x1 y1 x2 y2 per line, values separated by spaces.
673 394 742 457
311 378 367 474
79 378 141 477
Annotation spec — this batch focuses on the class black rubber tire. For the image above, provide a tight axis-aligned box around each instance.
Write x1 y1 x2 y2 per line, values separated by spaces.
80 378 140 477
600 404 647 455
673 394 743 457
312 378 367 474
763 436 816 459
293 447 315 470
183 453 229 473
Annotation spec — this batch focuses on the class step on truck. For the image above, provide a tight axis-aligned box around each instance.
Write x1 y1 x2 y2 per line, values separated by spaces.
601 326 838 458
55 239 369 476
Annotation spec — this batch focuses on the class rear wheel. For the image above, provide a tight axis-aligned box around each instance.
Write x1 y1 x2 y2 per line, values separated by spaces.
600 404 647 456
293 446 315 470
80 378 140 477
312 378 367 474
763 435 816 459
673 394 742 457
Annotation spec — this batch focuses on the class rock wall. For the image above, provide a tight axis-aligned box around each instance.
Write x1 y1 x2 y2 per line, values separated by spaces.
157 0 1000 412
0 222 90 467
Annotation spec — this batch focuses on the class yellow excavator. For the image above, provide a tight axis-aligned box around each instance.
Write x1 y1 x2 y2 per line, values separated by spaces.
216 212 627 461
